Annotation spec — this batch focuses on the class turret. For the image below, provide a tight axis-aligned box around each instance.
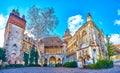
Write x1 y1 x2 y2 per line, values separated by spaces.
87 13 92 22
62 28 72 43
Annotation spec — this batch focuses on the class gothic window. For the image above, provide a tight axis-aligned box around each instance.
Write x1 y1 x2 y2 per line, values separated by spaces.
82 30 87 37
82 30 87 44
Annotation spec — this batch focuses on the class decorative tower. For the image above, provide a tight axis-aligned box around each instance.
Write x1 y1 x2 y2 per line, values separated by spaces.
87 13 92 22
4 9 26 64
62 28 72 43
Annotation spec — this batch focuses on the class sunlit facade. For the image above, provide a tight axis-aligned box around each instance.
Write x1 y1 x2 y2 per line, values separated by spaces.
39 37 66 66
4 9 26 64
63 13 107 66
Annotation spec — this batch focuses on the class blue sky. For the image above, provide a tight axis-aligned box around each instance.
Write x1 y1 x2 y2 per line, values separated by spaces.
0 0 120 47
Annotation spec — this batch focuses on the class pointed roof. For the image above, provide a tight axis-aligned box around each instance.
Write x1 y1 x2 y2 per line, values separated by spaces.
87 12 92 17
63 28 72 38
87 12 92 22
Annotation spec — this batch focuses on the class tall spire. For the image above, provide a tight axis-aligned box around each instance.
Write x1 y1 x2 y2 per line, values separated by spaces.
87 12 92 22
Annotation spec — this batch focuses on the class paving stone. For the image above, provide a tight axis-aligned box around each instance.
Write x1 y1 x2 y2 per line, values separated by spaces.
0 65 120 73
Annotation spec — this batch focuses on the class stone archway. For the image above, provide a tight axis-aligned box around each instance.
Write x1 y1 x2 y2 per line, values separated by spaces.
49 56 56 64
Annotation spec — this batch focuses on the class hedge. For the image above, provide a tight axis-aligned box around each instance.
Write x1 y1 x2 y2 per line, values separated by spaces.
55 63 62 67
88 59 113 69
43 63 47 67
64 61 77 68
0 64 41 70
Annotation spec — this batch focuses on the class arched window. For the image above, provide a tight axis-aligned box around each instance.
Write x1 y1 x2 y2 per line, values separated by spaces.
82 30 87 37
82 30 87 44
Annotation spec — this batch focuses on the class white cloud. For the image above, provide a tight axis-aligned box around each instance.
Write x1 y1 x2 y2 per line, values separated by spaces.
0 14 8 47
110 34 120 45
67 15 84 35
118 9 120 16
114 9 120 26
114 20 120 25
0 29 5 47
0 14 8 29
24 30 35 38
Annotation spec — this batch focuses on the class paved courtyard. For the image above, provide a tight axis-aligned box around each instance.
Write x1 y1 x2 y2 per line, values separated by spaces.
0 63 120 73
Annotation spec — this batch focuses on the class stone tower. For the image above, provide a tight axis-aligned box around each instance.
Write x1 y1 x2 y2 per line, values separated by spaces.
62 28 72 55
4 9 26 64
62 28 72 43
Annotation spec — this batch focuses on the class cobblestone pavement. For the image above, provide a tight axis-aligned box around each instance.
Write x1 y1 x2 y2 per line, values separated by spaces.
0 64 120 73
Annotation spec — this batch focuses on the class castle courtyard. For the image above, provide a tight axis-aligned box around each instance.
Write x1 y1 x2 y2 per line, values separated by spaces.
0 62 120 73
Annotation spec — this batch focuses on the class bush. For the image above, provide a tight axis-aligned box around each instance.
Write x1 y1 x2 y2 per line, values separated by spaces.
64 62 71 67
88 59 113 69
28 64 41 67
64 61 77 68
88 64 96 69
43 63 47 67
71 61 77 68
55 63 62 67
5 64 24 68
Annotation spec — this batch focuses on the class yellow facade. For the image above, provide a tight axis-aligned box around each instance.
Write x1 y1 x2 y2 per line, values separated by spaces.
45 47 63 55
63 13 107 65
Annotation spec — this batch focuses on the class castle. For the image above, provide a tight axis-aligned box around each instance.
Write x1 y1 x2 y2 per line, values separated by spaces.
4 10 107 66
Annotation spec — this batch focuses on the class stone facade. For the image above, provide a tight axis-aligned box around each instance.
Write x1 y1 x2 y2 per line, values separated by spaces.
39 37 66 66
62 13 107 67
4 9 26 64
4 10 107 66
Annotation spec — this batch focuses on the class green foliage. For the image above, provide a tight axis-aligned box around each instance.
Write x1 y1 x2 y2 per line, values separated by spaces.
0 48 6 62
3 64 24 69
70 61 77 68
29 46 35 65
106 35 115 60
24 52 29 66
88 59 113 69
55 63 62 67
35 51 39 65
64 62 71 67
43 63 47 67
64 61 77 68
29 46 39 65
28 64 41 67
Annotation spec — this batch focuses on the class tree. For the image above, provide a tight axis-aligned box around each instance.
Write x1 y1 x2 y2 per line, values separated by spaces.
27 5 58 64
24 52 29 66
0 48 6 63
106 35 115 60
27 5 58 38
35 50 39 65
29 46 35 65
